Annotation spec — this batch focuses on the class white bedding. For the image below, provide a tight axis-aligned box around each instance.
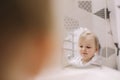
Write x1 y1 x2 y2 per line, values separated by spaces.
35 66 120 80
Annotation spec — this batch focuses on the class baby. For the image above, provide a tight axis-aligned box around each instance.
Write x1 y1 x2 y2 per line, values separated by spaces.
67 30 101 67
79 30 100 64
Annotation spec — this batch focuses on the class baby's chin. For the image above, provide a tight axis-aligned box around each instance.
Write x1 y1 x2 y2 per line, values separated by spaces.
81 53 88 57
81 53 91 60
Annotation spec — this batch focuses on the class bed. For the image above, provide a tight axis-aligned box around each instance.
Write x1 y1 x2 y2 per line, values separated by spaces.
35 65 120 80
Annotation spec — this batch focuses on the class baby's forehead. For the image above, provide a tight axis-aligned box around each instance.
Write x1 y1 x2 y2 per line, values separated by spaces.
79 36 96 44
80 35 95 41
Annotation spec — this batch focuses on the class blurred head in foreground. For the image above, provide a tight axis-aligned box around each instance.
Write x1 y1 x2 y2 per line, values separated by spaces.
0 0 57 80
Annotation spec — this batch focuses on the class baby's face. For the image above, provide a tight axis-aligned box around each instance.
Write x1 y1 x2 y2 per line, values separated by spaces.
79 36 98 62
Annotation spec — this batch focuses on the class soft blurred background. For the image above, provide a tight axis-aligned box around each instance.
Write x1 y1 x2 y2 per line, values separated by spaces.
35 0 120 80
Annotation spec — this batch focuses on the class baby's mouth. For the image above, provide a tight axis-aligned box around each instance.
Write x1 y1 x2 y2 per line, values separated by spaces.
82 53 88 55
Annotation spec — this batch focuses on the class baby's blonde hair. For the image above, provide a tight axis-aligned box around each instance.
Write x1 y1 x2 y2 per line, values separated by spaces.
79 30 100 50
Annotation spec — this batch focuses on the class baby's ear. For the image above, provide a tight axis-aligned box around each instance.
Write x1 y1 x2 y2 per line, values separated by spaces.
95 48 99 53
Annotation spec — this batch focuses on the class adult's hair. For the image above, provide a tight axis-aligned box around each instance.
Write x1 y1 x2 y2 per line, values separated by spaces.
0 0 53 79
0 0 53 58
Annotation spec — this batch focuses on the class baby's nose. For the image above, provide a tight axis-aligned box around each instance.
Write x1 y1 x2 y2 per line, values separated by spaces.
82 47 86 51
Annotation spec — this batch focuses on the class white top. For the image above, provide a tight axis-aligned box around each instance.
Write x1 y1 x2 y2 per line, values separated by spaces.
66 53 102 68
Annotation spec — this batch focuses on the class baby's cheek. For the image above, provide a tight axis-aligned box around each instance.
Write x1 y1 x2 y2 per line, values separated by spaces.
88 50 96 57
79 48 82 53
79 49 83 55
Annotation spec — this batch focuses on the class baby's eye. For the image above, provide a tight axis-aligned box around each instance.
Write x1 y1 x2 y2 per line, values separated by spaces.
80 46 83 48
86 46 91 49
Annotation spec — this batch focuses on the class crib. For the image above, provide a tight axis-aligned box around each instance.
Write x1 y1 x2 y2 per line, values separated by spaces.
35 66 120 80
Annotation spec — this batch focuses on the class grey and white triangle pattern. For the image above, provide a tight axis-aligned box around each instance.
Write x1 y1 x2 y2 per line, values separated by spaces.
78 0 92 13
94 8 110 19
94 8 105 19
118 5 120 8
64 16 80 31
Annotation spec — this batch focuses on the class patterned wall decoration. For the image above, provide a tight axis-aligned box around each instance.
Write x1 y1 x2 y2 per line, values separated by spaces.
77 0 110 19
94 8 110 19
78 0 92 13
118 5 120 8
94 8 105 19
64 16 80 31
101 47 115 57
